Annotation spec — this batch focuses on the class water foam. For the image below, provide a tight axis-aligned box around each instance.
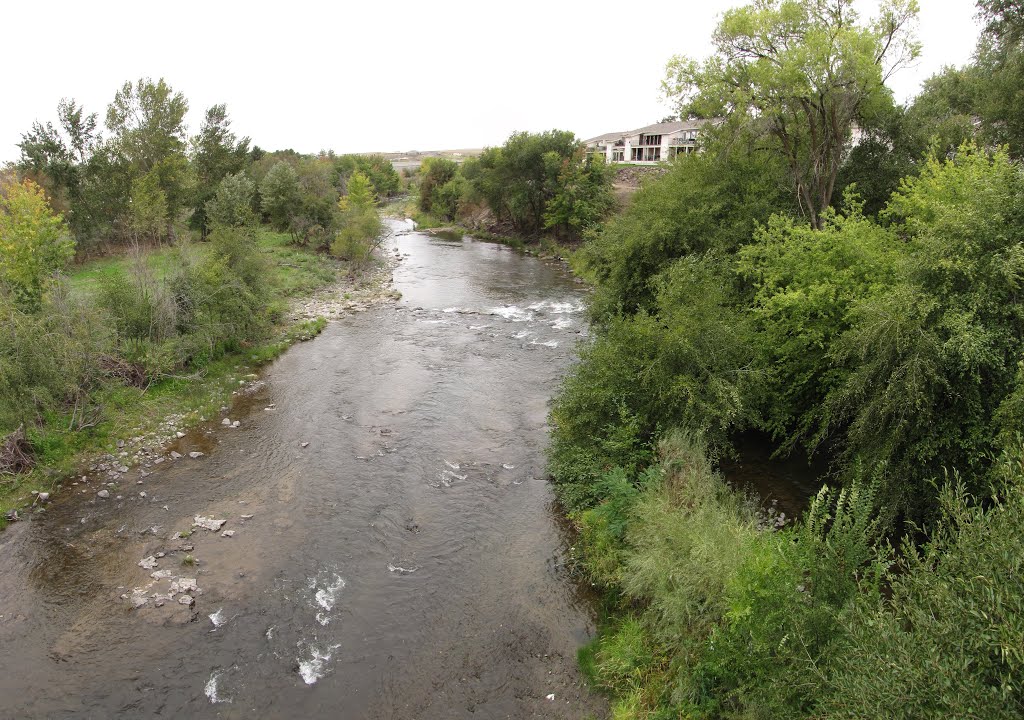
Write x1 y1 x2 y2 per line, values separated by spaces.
298 644 340 685
490 305 533 322
204 670 231 703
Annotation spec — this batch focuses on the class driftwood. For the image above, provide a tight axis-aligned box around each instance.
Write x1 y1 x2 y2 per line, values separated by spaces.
99 354 148 388
0 425 34 477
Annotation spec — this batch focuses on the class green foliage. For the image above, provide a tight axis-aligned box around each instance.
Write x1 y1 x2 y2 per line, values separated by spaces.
259 161 301 232
0 287 111 434
190 104 251 234
543 151 615 241
581 148 791 320
465 130 600 237
550 255 753 501
824 464 1024 719
664 0 920 228
825 147 1024 514
332 171 383 264
127 170 168 241
0 179 75 309
205 172 256 229
739 203 899 454
331 154 400 199
418 157 459 215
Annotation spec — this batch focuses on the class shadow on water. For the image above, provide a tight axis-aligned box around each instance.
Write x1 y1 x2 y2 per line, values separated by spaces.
718 430 830 519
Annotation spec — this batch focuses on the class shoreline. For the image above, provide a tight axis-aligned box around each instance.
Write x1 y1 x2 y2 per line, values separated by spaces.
1 243 400 529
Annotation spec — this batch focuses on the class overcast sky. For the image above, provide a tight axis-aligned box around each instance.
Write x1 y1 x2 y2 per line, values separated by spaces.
1 0 982 162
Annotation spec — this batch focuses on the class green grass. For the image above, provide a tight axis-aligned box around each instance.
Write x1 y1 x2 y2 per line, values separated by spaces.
1 229 350 523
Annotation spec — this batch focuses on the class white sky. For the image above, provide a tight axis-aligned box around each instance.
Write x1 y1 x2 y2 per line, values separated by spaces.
1 0 982 162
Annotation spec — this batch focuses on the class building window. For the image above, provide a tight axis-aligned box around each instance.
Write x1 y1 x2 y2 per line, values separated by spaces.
639 134 662 146
612 149 624 162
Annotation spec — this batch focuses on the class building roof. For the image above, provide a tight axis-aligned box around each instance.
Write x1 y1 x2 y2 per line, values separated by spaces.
584 118 709 146
582 130 629 145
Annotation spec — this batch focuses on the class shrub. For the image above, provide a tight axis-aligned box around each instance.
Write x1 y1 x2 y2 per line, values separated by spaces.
0 178 75 310
0 285 112 433
823 461 1024 719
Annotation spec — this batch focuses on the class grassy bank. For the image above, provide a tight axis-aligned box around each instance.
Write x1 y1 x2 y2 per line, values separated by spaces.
0 229 373 528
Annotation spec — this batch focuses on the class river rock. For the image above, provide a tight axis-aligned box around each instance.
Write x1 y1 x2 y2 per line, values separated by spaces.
221 418 231 426
169 451 182 459
97 489 110 499
221 530 235 538
138 556 158 570
193 515 226 532
178 594 194 607
189 451 204 459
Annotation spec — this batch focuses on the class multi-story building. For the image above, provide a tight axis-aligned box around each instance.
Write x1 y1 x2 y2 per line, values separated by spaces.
583 120 708 164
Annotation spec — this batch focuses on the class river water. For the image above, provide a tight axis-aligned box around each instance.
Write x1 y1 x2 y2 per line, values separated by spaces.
0 223 606 719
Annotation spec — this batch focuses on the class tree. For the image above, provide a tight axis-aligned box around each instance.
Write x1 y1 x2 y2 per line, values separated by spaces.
0 179 74 309
467 130 580 236
191 104 251 233
106 78 192 228
418 157 458 214
333 171 383 263
664 0 920 229
259 161 301 232
127 171 168 242
543 150 615 241
205 172 256 229
17 99 101 236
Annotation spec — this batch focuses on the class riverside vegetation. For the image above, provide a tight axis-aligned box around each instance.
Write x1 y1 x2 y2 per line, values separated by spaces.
407 129 616 252
0 78 398 525
553 1 1024 718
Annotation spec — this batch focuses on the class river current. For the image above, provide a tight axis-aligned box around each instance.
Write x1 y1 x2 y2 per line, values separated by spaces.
0 222 606 719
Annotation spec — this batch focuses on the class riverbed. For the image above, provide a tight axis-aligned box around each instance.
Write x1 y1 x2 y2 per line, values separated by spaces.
0 221 606 719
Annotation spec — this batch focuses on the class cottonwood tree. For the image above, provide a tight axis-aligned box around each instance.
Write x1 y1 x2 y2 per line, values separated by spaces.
191 104 251 233
106 78 192 231
664 0 920 229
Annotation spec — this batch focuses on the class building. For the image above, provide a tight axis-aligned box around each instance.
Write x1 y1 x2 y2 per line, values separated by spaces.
583 119 708 165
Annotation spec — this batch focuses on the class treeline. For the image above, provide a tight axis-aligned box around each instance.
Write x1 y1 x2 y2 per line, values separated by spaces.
1 77 392 472
413 129 614 242
16 77 399 253
555 1 1024 717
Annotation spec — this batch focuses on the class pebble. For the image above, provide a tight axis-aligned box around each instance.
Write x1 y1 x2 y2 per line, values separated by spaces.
301 442 310 448
178 595 194 607
189 451 204 459
221 530 235 538
221 418 232 426
170 451 182 460
97 490 110 499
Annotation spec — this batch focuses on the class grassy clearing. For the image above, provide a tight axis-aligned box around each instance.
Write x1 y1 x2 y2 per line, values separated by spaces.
1 230 355 527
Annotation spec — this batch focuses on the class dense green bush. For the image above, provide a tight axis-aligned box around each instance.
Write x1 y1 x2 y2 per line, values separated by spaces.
824 458 1024 718
0 287 112 434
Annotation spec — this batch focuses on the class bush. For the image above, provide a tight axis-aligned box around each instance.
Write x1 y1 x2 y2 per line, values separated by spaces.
0 178 75 310
823 461 1024 719
0 286 112 433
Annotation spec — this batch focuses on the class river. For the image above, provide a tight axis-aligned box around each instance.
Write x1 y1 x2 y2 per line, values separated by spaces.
0 222 607 719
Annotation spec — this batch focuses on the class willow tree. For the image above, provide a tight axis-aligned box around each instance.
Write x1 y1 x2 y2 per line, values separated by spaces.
664 0 920 229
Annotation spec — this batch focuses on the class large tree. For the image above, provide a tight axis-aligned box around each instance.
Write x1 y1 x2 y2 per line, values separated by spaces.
190 104 251 233
106 78 192 231
664 0 919 229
